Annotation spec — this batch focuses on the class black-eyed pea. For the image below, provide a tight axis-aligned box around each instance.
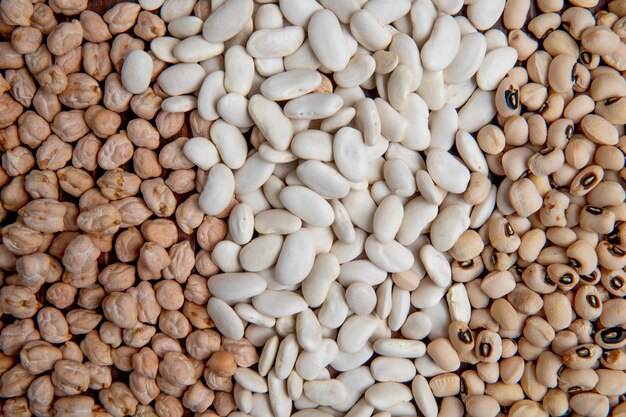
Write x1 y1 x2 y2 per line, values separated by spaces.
542 388 570 417
484 381 525 407
490 299 519 331
523 316 555 348
528 13 562 40
448 321 475 353
500 356 525 385
546 263 580 291
595 326 626 350
503 0 531 30
594 145 624 170
558 367 599 393
429 373 460 397
587 180 626 207
481 270 516 300
569 319 595 345
601 268 626 297
601 348 626 371
495 77 521 118
520 361 548 402
468 308 499 333
527 115 548 148
597 10 621 27
573 285 603 322
460 370 485 401
547 118 575 150
535 351 563 389
563 343 603 370
518 230 546 264
570 167 603 199
552 162 580 187
545 227 576 248
544 30 580 57
543 292 574 331
530 149 566 179
564 95 595 123
485 153 505 176
508 30 539 62
508 66 529 87
573 65 592 93
582 25 621 56
570 393 610 417
528 50 552 85
538 0 564 12
596 240 626 270
488 217 521 254
504 115 529 146
475 330 502 364
464 172 491 205
511 399 550 417
520 83 549 111
517 337 547 362
509 178 543 218
579 206 616 234
507 284 545 317
548 54 578 93
501 339 518 359
465 394 500 417
566 240 598 275
562 7 596 39
449 230 484 262
477 125 506 155
551 332 578 359
427 338 460 372
595 96 626 125
476 362 500 384
590 74 626 101
451 257 484 283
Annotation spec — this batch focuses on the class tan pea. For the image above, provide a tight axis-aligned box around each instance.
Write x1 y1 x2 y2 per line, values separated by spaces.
11 26 43 55
97 169 142 200
134 148 162 180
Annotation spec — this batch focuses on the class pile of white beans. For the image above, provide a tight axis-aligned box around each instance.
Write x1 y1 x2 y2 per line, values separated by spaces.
120 0 519 415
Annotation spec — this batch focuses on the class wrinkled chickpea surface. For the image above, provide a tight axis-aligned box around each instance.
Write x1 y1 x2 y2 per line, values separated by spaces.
0 0 625 417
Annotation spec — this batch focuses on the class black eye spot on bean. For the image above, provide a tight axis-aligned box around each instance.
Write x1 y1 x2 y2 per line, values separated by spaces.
479 343 491 357
560 273 573 285
505 88 519 110
600 327 626 344
458 330 473 344
586 295 599 308
610 276 624 290
585 206 602 215
576 347 590 357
